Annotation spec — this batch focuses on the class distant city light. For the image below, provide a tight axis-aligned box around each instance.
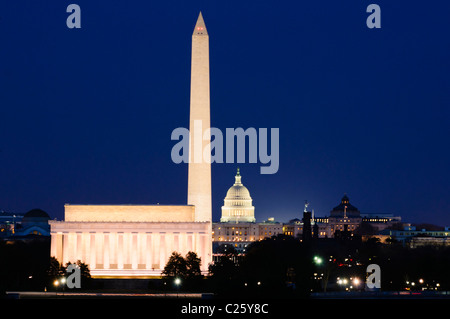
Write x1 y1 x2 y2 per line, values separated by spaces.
313 256 323 265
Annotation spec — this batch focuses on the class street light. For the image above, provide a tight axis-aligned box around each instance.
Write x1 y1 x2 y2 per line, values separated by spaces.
53 277 66 297
174 277 181 297
313 256 323 265
337 278 348 286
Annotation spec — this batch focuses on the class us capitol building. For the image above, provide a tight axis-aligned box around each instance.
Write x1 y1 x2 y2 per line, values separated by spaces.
213 169 305 254
212 169 283 253
213 169 401 253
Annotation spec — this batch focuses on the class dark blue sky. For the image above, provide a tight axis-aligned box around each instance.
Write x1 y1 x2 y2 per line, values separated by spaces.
1 1 449 226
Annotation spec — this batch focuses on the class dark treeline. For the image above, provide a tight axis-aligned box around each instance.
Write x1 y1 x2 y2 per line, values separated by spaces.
209 234 313 298
0 238 51 293
1 234 450 298
209 235 450 297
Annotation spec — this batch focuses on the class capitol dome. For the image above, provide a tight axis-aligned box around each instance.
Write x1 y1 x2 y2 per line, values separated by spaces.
220 168 255 223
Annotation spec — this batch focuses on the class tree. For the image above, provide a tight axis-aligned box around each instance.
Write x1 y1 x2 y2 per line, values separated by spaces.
162 252 187 278
185 251 202 278
208 245 241 296
354 222 377 236
240 234 312 298
65 260 91 278
47 256 65 278
48 259 92 290
65 260 92 289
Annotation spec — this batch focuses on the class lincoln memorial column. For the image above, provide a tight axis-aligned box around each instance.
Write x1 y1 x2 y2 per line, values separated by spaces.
104 232 110 270
62 232 69 264
153 233 160 270
145 232 152 270
118 232 124 269
159 233 166 271
89 232 96 270
76 232 82 261
131 232 138 270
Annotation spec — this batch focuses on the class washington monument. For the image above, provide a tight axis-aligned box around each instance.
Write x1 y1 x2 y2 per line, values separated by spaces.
188 12 212 224
172 12 279 175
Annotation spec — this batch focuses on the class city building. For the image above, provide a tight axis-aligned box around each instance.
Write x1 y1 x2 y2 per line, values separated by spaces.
0 209 50 239
284 204 332 239
0 211 24 237
361 213 402 232
379 225 450 248
213 176 406 254
14 209 50 237
312 195 402 238
326 194 362 236
49 13 213 278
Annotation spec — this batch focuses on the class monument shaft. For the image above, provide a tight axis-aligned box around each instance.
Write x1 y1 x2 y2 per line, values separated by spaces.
188 12 212 224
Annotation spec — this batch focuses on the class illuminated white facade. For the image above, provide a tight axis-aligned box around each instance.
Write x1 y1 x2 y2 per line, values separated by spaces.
213 170 282 253
49 205 210 277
